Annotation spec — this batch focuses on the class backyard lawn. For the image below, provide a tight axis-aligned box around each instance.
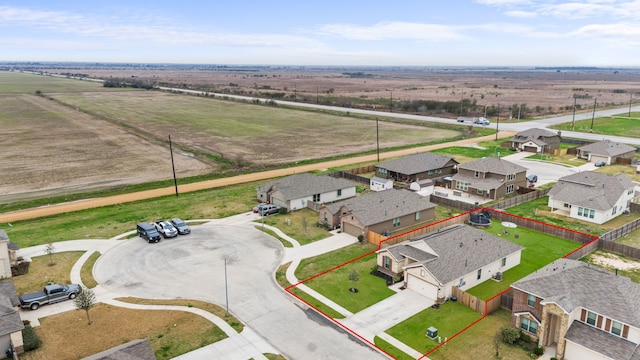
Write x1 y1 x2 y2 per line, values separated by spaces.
466 224 581 300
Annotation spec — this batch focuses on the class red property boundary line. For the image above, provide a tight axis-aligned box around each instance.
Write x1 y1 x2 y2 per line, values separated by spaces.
284 207 600 360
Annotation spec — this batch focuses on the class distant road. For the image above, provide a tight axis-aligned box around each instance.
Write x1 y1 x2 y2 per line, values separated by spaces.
159 86 640 145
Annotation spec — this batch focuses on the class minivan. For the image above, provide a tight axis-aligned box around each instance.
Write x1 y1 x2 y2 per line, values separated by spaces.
137 222 162 243
259 204 280 216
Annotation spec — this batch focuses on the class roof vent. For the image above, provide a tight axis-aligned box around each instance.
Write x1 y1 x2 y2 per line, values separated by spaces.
459 242 463 247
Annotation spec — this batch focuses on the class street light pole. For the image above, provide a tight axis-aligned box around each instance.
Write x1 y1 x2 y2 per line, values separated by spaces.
224 256 229 316
495 104 500 141
571 96 577 131
169 135 178 197
590 98 597 132
376 117 380 162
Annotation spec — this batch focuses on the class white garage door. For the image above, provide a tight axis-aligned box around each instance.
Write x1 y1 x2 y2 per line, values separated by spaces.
406 274 439 301
590 155 608 164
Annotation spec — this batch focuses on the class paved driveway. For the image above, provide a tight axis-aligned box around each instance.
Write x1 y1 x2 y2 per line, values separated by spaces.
93 222 386 360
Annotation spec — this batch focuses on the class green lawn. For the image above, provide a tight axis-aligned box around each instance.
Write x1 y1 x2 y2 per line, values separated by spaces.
257 208 331 245
0 72 132 94
466 225 581 300
303 254 395 313
295 243 377 280
385 301 482 355
374 337 414 360
2 183 259 248
550 114 640 138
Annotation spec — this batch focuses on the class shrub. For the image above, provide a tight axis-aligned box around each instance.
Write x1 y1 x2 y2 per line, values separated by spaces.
501 326 521 344
22 324 41 351
534 346 544 356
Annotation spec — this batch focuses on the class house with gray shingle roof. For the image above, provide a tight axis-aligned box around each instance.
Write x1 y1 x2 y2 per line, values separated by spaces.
548 171 635 224
511 259 640 360
375 152 458 183
376 224 522 302
452 157 528 201
256 173 356 211
510 128 561 153
318 188 435 240
0 282 24 355
577 139 636 165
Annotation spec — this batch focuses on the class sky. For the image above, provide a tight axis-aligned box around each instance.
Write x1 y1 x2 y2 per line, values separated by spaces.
1 1 640 66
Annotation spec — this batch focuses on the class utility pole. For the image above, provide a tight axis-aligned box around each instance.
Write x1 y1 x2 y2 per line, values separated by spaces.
390 90 393 113
590 98 597 132
571 96 577 131
517 103 521 121
376 117 380 162
630 93 633 117
224 256 229 316
169 135 178 196
495 104 500 141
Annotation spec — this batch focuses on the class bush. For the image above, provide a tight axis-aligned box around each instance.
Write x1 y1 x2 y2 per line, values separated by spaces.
534 346 544 356
501 326 521 344
22 324 41 351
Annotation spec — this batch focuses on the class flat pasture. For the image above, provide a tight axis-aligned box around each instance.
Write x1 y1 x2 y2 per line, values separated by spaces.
51 90 460 165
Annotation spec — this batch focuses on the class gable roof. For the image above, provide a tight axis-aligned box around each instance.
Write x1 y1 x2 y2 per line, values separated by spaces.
258 173 355 201
578 140 636 157
0 282 24 336
512 259 640 328
375 152 458 175
325 188 435 226
381 224 523 285
565 321 640 360
83 339 157 360
511 128 559 145
548 171 634 211
457 157 527 175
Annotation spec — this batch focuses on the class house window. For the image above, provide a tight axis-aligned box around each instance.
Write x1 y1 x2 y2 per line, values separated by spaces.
501 257 506 267
456 181 469 191
415 211 421 221
393 217 401 227
578 207 583 216
323 212 328 221
586 311 597 326
611 321 622 336
506 184 515 194
436 169 442 174
520 317 538 335
313 194 320 202
589 209 595 219
477 269 482 280
474 171 480 178
383 256 391 269
337 189 342 197
428 170 434 176
507 173 516 181
612 206 617 215
477 189 484 195
563 203 571 208
527 294 535 307
378 168 387 175
578 207 595 219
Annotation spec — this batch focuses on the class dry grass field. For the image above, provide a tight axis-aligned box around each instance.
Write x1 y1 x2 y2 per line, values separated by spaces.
0 71 461 204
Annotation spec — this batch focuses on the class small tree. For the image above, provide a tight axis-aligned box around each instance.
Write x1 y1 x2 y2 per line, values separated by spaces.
348 269 360 293
44 243 55 266
493 329 502 358
500 326 520 344
74 287 96 325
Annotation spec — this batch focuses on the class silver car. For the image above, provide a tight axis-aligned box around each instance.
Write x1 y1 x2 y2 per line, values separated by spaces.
154 221 178 238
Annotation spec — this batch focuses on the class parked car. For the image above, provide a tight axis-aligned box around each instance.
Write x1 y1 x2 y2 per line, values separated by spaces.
527 174 538 183
253 203 267 213
19 283 81 310
170 218 191 235
259 204 280 216
155 220 178 238
594 161 606 167
137 222 162 243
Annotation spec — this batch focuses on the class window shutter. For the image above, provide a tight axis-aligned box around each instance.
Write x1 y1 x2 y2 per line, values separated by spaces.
623 325 629 338
605 319 611 332
597 315 603 328
581 309 586 322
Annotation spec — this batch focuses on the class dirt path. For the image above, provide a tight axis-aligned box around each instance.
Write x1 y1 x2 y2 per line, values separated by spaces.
0 132 514 223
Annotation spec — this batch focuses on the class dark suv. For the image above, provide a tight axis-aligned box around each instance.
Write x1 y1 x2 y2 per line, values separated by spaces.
137 222 162 243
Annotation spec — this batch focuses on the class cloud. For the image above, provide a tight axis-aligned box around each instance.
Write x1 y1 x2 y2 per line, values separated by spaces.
569 22 640 45
504 10 537 17
317 21 468 41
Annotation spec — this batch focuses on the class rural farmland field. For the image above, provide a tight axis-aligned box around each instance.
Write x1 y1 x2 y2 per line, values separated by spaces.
0 72 461 203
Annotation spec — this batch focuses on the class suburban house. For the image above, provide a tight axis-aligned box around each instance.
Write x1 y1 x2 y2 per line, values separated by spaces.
370 176 393 192
577 139 636 165
451 157 528 201
0 231 24 355
318 188 435 240
510 128 561 153
376 224 523 302
548 171 635 225
511 259 640 360
374 152 458 183
256 173 356 211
